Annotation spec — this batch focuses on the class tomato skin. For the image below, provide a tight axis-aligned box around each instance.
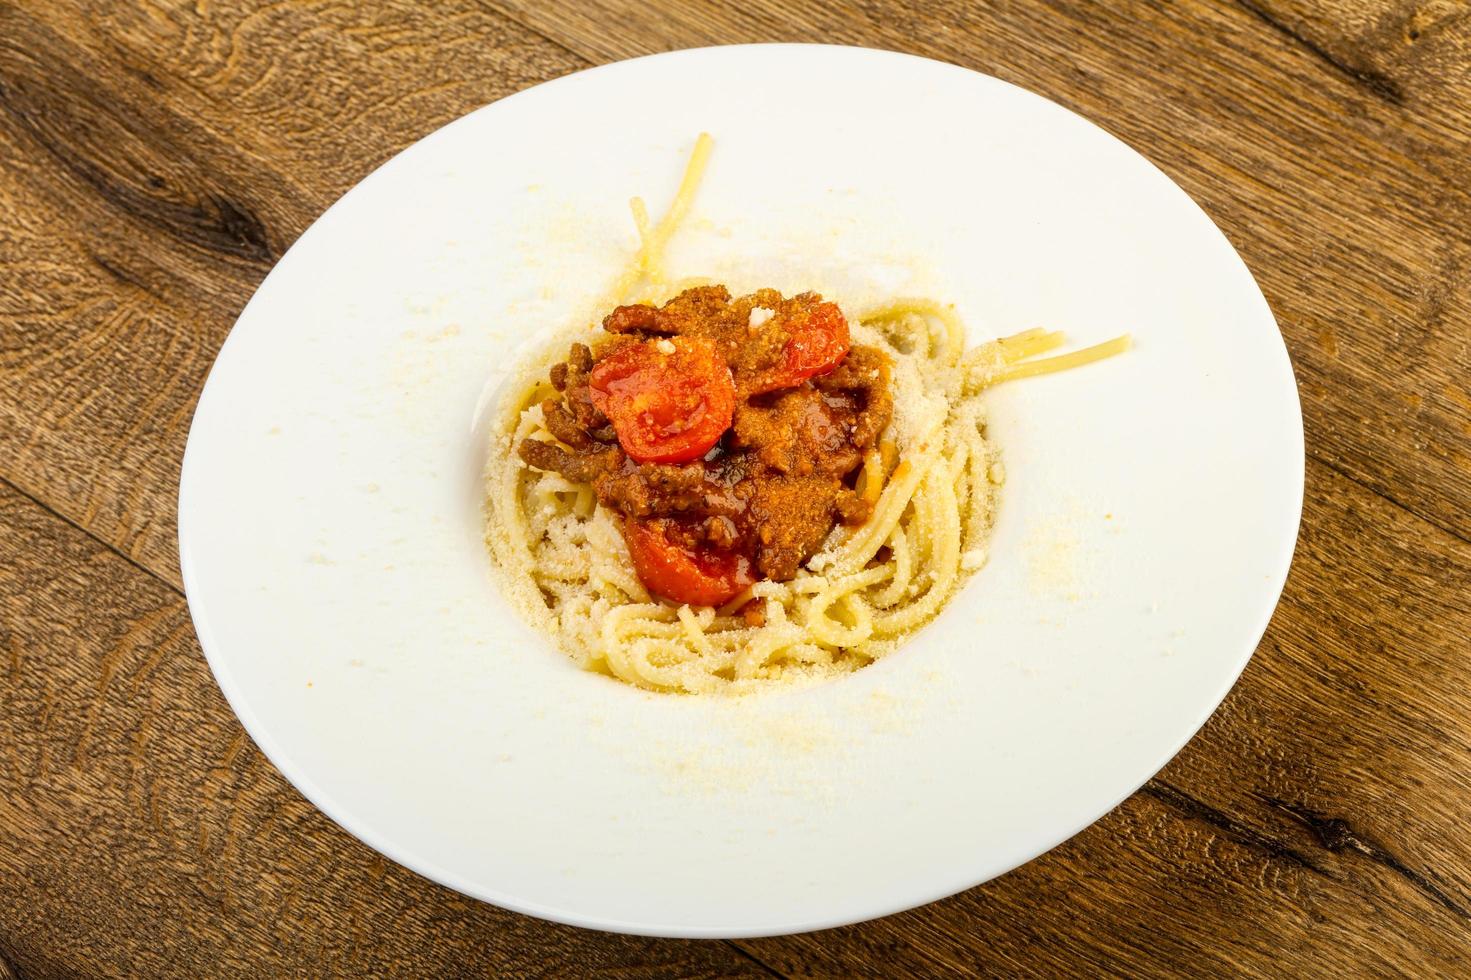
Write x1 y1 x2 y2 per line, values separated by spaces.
589 337 735 464
748 301 850 395
623 518 754 607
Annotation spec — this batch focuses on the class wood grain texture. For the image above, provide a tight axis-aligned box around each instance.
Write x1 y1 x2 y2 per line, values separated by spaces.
0 480 766 979
1242 0 1471 127
2 0 1470 975
0 0 585 588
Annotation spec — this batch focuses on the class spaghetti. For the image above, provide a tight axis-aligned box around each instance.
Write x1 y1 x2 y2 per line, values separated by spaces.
483 134 1129 694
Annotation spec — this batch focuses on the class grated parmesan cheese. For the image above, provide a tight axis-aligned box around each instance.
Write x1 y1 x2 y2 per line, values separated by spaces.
748 306 775 328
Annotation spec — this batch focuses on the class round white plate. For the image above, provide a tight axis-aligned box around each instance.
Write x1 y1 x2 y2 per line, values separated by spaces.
179 44 1302 937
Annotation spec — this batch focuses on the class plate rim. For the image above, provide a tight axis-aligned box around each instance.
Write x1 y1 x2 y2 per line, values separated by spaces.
177 41 1305 937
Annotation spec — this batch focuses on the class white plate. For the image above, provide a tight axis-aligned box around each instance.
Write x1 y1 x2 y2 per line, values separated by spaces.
179 44 1302 937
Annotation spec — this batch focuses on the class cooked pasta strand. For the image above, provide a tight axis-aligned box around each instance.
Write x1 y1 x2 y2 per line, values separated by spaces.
989 334 1132 384
482 135 1128 694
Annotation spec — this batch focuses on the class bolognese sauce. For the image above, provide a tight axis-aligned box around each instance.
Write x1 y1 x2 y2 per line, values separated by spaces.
518 286 893 606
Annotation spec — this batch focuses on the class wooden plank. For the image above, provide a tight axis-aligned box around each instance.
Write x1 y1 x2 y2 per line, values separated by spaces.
736 458 1471 975
1235 0 1471 144
484 0 1471 542
36 0 585 198
0 1 587 589
0 479 766 979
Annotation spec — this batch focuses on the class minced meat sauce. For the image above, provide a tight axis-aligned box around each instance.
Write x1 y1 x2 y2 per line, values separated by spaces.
519 285 893 604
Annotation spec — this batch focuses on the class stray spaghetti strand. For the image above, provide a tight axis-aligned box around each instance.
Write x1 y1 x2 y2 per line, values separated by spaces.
483 134 1128 694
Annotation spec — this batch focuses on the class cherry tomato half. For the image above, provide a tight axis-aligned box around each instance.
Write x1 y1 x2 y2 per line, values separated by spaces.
589 336 736 464
623 518 754 607
748 301 850 395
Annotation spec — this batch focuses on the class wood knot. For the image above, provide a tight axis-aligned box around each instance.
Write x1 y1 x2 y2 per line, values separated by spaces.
1306 815 1357 852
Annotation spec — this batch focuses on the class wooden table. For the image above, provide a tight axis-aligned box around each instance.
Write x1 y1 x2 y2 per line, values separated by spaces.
3 1 1468 975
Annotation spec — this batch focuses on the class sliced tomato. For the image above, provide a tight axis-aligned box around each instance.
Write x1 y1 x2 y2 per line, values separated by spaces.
623 518 754 607
748 301 850 395
589 336 735 464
